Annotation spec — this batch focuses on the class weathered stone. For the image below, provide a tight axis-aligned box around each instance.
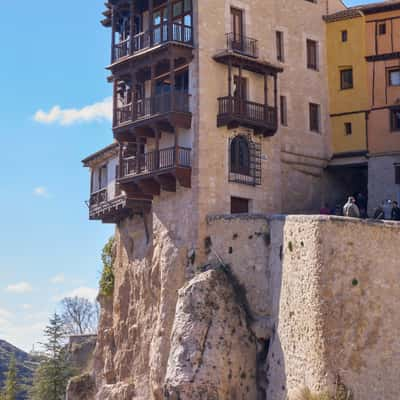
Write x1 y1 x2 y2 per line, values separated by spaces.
164 268 257 400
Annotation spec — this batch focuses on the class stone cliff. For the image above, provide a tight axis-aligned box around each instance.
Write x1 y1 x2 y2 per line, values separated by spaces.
68 215 400 400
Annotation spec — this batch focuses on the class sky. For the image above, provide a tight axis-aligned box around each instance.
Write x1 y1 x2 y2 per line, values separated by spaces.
0 0 385 352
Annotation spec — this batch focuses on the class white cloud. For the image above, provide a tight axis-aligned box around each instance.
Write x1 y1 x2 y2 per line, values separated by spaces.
50 273 65 284
6 282 33 294
61 287 98 302
21 304 33 310
34 97 112 126
33 186 50 197
0 307 11 319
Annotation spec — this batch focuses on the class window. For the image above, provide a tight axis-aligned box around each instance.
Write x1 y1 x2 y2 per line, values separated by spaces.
280 96 288 126
390 108 400 131
395 165 400 185
230 136 250 175
229 136 261 185
378 23 386 35
340 69 354 90
389 69 400 86
345 122 352 135
231 7 244 50
307 39 318 70
231 197 249 214
341 30 348 42
99 165 108 189
276 31 284 62
309 103 320 133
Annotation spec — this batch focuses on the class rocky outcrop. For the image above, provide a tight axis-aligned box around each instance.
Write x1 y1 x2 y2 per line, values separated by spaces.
164 268 257 400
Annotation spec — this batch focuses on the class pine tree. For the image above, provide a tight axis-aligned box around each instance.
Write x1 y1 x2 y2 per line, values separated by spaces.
3 355 18 400
30 313 73 400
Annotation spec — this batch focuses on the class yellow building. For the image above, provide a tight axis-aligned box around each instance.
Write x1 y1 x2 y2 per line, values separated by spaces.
324 9 370 208
326 10 369 159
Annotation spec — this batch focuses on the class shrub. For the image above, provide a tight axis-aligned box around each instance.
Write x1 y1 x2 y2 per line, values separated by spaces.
99 237 116 297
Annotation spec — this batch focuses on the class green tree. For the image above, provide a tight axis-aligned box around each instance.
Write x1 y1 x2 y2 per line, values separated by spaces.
99 236 115 296
2 355 19 400
30 313 73 400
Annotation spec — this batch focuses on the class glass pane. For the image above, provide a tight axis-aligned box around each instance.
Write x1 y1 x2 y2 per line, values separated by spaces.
173 2 183 17
153 11 161 26
390 71 400 86
184 0 191 12
184 14 192 26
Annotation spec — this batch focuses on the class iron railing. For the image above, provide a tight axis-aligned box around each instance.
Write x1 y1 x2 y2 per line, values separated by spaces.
226 33 258 58
122 147 191 178
218 96 276 126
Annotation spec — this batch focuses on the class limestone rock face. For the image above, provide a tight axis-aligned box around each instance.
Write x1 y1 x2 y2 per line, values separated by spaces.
164 268 257 400
92 214 189 400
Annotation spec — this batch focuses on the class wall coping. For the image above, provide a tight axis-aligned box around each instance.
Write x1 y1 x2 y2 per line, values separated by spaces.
207 213 400 229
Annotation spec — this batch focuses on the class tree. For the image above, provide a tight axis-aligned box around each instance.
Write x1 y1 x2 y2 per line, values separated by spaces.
2 355 18 400
99 236 115 297
60 297 98 335
30 313 73 400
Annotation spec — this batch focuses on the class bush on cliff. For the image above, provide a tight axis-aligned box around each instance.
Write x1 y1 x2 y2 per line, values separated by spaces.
99 236 115 297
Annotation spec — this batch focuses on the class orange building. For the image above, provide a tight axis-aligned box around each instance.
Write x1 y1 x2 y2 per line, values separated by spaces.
326 0 400 214
364 1 400 211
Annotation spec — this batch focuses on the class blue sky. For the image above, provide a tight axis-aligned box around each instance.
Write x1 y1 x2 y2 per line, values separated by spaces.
0 0 384 351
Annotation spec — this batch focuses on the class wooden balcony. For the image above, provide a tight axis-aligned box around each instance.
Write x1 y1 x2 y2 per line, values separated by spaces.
225 33 258 58
217 96 277 136
112 23 193 64
88 188 151 223
119 146 191 197
113 92 192 139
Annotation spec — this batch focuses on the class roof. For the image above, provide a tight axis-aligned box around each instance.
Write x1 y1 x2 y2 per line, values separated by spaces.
82 142 119 167
325 0 400 23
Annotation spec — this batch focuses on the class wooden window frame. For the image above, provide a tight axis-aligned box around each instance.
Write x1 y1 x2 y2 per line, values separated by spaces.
309 103 320 133
280 95 288 126
341 30 348 42
378 23 386 35
340 68 354 90
231 196 250 214
276 31 284 62
388 68 400 87
344 122 352 136
306 39 318 70
390 108 400 132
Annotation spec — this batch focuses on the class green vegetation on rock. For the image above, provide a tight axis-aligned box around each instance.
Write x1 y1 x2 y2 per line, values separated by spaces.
99 236 116 297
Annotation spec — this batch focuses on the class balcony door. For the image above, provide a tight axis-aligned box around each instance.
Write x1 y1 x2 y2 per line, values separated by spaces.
231 7 244 51
233 76 247 114
153 6 168 44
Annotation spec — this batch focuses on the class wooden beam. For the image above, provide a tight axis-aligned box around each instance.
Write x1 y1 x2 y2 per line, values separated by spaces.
138 178 161 196
155 174 177 192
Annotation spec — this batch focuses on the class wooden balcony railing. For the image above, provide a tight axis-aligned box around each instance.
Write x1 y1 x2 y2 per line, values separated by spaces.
122 147 191 178
226 33 258 58
89 188 108 207
114 38 130 60
112 23 193 62
115 92 190 127
218 96 276 126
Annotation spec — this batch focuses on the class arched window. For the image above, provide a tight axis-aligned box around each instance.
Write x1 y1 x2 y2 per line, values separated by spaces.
230 136 250 175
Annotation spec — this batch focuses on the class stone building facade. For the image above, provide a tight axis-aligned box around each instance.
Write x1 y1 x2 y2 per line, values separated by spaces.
72 1 400 399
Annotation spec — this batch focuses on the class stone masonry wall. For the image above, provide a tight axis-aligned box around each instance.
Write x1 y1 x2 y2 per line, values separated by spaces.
368 154 400 215
267 215 400 400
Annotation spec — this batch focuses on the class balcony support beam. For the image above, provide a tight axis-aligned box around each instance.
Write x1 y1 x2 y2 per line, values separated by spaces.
138 178 161 196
